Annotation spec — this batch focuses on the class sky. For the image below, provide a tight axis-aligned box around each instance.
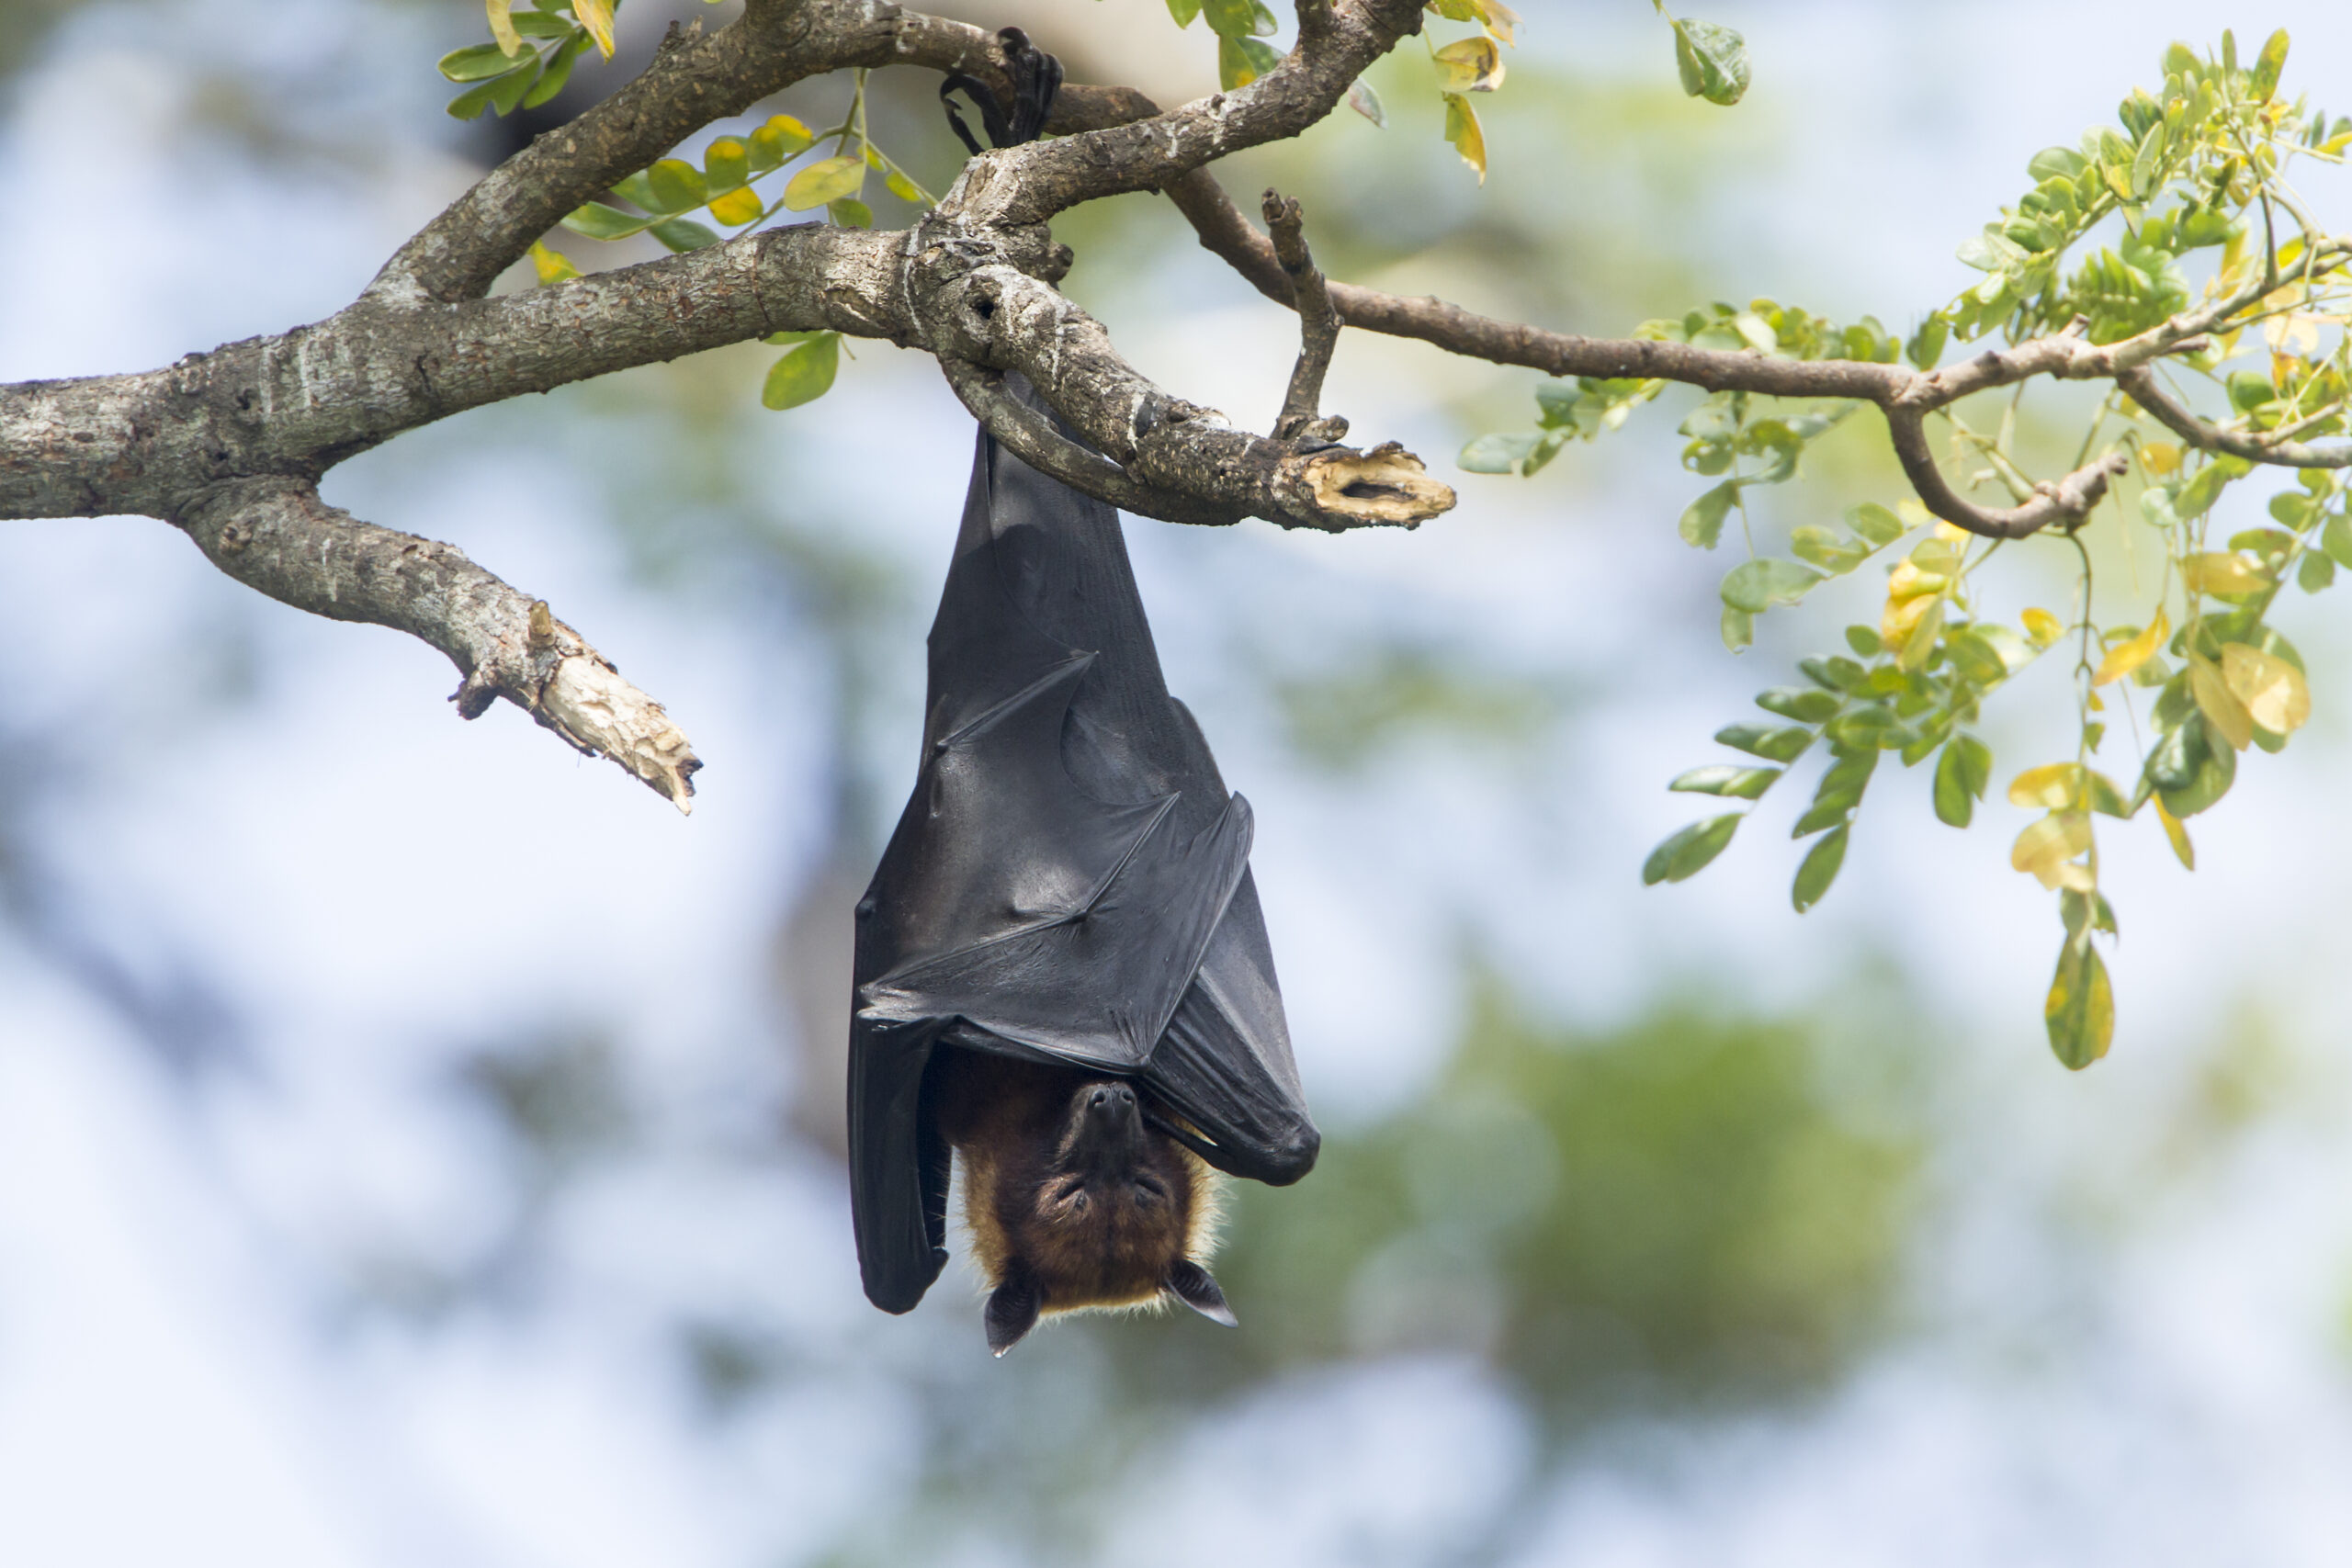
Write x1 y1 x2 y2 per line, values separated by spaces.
6 2 2352 1564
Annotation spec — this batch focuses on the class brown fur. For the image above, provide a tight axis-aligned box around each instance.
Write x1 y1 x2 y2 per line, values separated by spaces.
928 1050 1223 1321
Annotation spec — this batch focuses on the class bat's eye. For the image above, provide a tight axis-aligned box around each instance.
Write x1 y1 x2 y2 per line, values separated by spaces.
1133 1176 1167 1206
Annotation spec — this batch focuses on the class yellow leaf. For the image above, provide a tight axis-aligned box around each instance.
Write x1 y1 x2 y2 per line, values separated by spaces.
2012 811 2093 890
1470 0 1520 44
1884 560 1947 601
1897 596 1947 673
1441 91 1486 183
707 186 764 226
1881 586 1935 649
2154 794 2195 870
783 154 865 211
2180 551 2272 596
2093 608 2168 687
574 0 616 59
2188 657 2254 750
2008 761 2083 810
485 0 526 56
2140 440 2181 477
1433 37 1505 93
2220 642 2311 734
2021 607 2064 648
1932 521 1972 545
527 240 579 285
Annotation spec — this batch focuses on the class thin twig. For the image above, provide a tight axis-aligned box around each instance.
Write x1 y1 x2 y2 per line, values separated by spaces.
1262 190 1344 441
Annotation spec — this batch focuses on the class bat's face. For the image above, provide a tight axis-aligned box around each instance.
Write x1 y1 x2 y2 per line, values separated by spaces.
961 1075 1236 1356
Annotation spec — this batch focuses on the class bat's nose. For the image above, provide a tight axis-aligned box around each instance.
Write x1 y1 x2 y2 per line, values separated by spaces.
1088 1083 1136 1113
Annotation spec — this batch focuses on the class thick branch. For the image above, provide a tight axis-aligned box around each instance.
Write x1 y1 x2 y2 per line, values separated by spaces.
906 233 1452 531
1 224 914 522
938 361 1239 525
173 478 700 808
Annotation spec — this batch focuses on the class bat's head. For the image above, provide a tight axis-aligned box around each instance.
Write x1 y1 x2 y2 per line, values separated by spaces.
963 1077 1233 1357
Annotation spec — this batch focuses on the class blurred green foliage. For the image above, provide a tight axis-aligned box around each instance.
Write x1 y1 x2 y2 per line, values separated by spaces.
1187 976 1918 1416
1274 646 1559 772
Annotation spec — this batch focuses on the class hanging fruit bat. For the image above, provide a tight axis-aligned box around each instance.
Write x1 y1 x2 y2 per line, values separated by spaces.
846 380 1320 1353
843 24 1317 1354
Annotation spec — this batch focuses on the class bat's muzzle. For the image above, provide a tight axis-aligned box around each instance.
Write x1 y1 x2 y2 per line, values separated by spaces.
1062 1079 1146 1173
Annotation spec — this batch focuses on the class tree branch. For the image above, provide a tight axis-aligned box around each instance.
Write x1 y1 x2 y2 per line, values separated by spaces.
937 0 1427 230
906 236 1452 530
2118 364 2352 469
173 478 700 809
1261 190 1342 442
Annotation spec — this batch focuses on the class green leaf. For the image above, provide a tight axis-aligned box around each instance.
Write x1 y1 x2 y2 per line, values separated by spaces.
1669 764 1781 799
1347 80 1385 128
704 137 751 194
1905 314 1950 370
1202 0 1272 36
646 158 708 213
748 115 816 173
1791 825 1848 913
610 171 662 209
1799 656 1866 692
509 10 573 39
1218 34 1281 91
446 62 536 120
1789 798 1850 838
1721 607 1754 652
829 197 872 228
1847 502 1905 546
2045 935 2115 1069
560 201 658 241
1791 525 1867 574
2027 145 2088 183
1642 815 1741 886
784 155 865 211
1845 625 1883 657
1721 558 1824 613
1756 686 1839 724
2175 464 2232 520
440 42 524 82
2250 28 2289 101
648 218 721 253
1933 733 1991 827
1714 723 1813 763
485 59 541 116
2322 512 2352 570
2298 549 2335 593
1460 433 1540 474
1671 17 1749 106
522 28 589 108
762 332 840 410
1679 479 1738 547
1165 0 1202 25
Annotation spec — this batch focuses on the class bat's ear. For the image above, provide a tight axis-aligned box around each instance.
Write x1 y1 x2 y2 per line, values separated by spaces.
1165 1258 1238 1328
985 1274 1041 1357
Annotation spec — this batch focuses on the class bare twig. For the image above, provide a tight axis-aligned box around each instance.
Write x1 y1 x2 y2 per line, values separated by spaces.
173 478 700 809
1262 190 1343 442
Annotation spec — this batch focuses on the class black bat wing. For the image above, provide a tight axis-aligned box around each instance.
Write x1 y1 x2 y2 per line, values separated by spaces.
849 389 1318 1314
